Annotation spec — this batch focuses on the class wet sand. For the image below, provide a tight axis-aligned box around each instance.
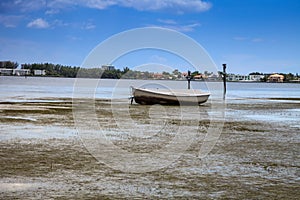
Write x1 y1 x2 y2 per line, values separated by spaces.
0 98 299 199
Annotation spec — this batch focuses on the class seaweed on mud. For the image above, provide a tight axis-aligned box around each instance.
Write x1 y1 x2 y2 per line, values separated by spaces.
1 98 299 199
223 121 268 133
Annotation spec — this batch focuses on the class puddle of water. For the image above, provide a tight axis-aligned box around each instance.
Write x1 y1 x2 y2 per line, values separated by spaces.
0 182 37 192
0 124 76 141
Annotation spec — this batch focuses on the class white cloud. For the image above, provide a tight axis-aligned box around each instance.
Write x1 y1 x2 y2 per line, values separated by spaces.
2 0 212 16
8 0 211 13
11 0 46 12
157 19 177 25
85 0 117 9
52 19 69 27
233 36 248 41
45 9 60 15
85 0 212 13
150 55 168 63
82 22 96 30
252 38 263 42
172 23 200 32
159 23 200 32
27 18 49 28
0 15 23 28
234 36 264 43
150 19 200 32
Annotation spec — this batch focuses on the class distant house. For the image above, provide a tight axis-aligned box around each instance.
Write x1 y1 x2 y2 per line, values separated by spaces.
181 72 188 77
250 74 265 82
0 61 10 68
153 73 163 79
227 74 250 81
0 68 14 75
101 64 115 71
207 73 221 81
193 74 204 79
268 74 284 83
0 68 30 76
14 69 30 76
34 69 46 76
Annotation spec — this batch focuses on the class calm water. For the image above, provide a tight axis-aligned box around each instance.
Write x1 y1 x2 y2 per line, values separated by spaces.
1 76 299 101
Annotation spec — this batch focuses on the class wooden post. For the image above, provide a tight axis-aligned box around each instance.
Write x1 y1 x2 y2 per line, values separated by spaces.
222 64 227 99
187 70 191 89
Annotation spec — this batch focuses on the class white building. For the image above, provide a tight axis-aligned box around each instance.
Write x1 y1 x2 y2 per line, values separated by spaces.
0 68 30 76
0 68 13 75
101 64 115 71
227 74 250 81
249 74 265 81
14 69 30 76
34 69 46 76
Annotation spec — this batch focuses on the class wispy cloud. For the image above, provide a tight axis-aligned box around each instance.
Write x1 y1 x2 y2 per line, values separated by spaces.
233 36 248 41
165 23 200 32
52 19 69 27
66 35 82 41
2 0 212 14
150 55 168 63
234 36 264 43
251 38 263 43
27 18 49 29
150 19 200 32
82 21 96 30
0 15 23 28
112 0 212 13
157 19 177 25
0 0 47 12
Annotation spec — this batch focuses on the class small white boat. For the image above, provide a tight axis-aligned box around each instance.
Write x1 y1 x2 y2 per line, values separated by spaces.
131 86 210 105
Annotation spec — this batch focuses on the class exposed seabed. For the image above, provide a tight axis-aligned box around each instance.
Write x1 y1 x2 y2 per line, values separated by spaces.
0 97 299 199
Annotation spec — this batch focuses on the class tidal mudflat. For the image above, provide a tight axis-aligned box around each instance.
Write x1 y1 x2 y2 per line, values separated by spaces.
0 98 299 199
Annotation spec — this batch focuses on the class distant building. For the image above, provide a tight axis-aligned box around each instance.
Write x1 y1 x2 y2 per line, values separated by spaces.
0 68 30 76
227 74 250 81
14 69 30 76
193 74 204 79
33 69 46 76
0 61 10 68
181 72 188 77
268 74 284 83
0 68 14 75
227 74 235 81
249 74 265 82
207 73 221 81
101 64 115 71
153 73 163 79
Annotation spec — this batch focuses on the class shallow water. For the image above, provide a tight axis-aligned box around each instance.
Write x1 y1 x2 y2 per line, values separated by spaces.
1 76 300 101
0 77 300 199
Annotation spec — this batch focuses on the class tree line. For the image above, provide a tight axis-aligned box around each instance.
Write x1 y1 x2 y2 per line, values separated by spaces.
249 71 299 82
3 62 299 81
21 63 177 79
21 63 131 78
0 61 18 69
21 63 80 77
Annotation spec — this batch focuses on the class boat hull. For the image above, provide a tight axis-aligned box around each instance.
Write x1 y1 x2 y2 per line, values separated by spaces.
132 87 210 105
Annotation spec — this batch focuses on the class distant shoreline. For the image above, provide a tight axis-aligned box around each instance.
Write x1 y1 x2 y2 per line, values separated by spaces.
1 74 300 84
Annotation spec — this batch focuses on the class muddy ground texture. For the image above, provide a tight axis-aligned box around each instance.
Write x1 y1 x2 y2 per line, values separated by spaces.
0 98 299 199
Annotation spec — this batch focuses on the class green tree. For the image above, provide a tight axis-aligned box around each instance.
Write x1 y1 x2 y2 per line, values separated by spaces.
191 71 199 76
249 72 262 75
172 69 179 75
122 67 130 74
3 61 18 69
284 73 294 81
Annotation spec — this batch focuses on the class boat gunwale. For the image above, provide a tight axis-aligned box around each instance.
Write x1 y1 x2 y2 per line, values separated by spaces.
131 87 210 98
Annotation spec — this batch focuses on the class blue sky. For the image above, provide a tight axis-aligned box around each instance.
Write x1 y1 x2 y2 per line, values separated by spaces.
0 0 299 74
